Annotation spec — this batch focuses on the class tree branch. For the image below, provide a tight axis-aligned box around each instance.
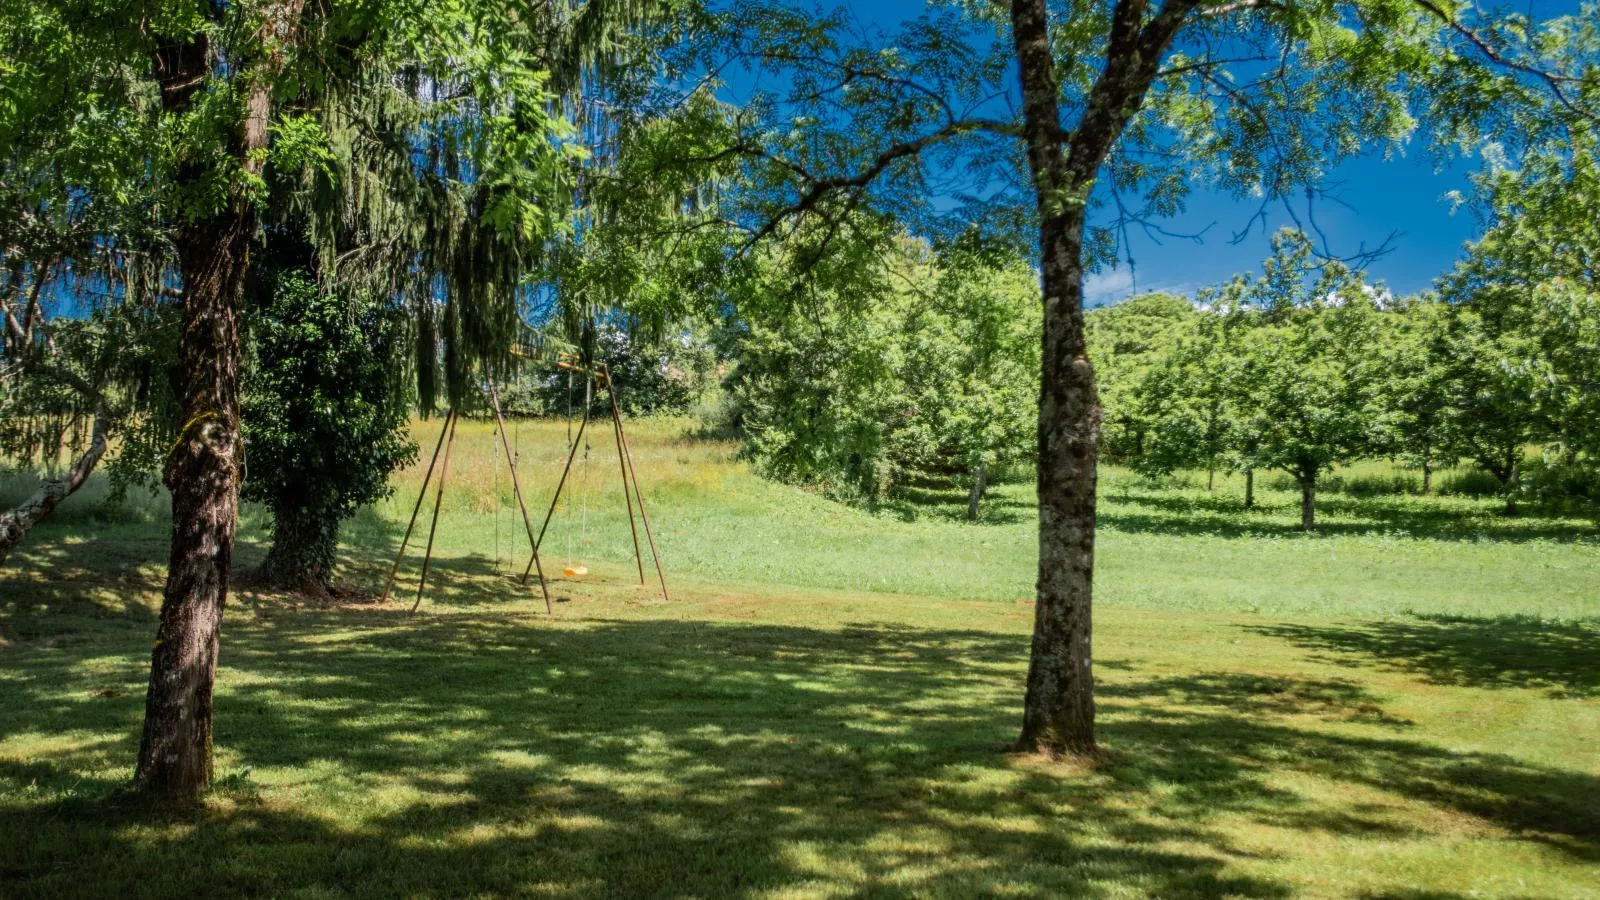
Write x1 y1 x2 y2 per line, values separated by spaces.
1410 0 1597 126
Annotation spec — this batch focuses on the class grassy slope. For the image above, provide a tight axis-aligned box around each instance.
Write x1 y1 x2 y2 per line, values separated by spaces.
0 418 1596 898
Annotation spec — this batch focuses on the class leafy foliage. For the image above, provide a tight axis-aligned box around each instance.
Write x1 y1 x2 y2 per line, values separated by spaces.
241 270 416 591
1086 292 1196 462
727 232 1038 505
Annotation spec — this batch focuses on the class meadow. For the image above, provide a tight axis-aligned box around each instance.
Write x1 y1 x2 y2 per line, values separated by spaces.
1 418 1597 898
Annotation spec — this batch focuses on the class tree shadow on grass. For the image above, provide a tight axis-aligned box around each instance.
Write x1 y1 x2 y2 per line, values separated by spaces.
0 538 161 645
3 610 1597 898
1249 614 1600 699
1098 490 1596 544
889 480 1035 526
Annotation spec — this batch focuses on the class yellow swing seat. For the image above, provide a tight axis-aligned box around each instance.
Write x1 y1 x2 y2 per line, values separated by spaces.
563 565 589 577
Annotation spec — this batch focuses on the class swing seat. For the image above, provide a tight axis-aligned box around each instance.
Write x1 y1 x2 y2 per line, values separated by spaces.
563 565 589 577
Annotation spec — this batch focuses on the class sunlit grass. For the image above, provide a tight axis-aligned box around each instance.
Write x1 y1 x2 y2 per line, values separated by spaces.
354 417 1600 620
1 417 1596 897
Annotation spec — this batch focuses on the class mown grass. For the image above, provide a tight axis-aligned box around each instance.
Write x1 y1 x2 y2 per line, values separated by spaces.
1 418 1596 898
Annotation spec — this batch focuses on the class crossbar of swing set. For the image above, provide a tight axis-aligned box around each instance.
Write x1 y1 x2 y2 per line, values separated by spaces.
518 359 669 602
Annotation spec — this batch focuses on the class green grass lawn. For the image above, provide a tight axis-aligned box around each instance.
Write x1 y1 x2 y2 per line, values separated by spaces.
1 418 1597 898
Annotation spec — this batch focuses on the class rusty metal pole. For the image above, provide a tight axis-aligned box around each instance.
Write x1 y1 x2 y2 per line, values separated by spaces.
411 410 459 614
613 406 669 602
487 377 553 613
601 366 646 585
382 410 453 605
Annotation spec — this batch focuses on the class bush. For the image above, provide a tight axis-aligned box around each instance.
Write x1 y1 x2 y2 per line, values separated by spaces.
1436 468 1505 498
1325 473 1421 498
1521 455 1600 512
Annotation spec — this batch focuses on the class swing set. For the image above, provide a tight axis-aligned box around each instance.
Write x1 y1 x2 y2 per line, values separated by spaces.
380 355 669 614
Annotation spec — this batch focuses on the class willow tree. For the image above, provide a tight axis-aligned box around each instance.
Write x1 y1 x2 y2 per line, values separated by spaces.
712 0 1594 755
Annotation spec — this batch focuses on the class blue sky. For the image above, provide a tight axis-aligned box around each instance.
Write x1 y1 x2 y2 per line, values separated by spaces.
771 0 1581 304
1082 151 1485 306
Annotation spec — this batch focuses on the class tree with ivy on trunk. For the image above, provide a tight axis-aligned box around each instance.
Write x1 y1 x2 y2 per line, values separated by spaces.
241 258 416 597
1381 294 1456 495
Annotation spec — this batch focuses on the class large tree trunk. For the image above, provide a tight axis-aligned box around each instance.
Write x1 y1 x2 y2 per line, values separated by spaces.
136 1 301 801
1421 444 1432 495
1012 0 1094 758
1009 0 1197 758
1244 468 1254 510
258 503 338 596
0 399 110 567
966 463 988 521
134 209 251 801
1018 200 1101 756
1299 474 1316 531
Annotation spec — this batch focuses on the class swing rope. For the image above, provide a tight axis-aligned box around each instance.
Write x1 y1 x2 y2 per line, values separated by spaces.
579 381 592 565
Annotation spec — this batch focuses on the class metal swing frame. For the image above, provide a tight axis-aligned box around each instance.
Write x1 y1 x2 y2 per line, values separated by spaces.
380 376 553 614
380 359 669 616
516 356 669 602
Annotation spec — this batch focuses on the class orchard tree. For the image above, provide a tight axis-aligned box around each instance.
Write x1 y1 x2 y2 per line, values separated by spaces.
1230 232 1389 530
1086 292 1196 462
1381 295 1456 493
1437 302 1543 513
1438 129 1600 509
728 228 1041 506
1131 287 1251 491
907 241 1041 519
733 227 935 502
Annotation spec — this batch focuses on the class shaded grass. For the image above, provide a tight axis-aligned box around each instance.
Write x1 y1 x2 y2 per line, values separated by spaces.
2 575 1597 898
0 418 1597 897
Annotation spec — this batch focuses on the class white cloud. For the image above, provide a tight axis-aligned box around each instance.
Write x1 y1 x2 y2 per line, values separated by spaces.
1083 268 1134 306
1083 268 1194 307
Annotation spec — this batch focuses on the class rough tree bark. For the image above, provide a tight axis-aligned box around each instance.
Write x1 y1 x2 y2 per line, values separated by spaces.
135 0 302 802
1010 0 1198 757
1499 446 1520 517
1244 468 1254 510
1298 473 1316 531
